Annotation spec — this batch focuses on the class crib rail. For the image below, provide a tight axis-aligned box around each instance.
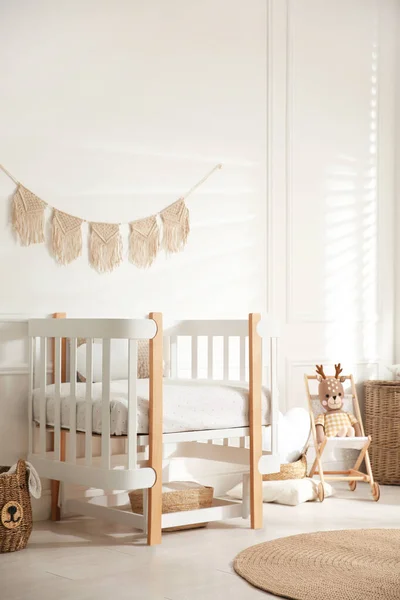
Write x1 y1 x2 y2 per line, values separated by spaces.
165 319 249 381
29 318 157 340
27 317 161 498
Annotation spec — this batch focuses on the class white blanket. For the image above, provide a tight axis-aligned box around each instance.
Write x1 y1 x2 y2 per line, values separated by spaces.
33 379 271 436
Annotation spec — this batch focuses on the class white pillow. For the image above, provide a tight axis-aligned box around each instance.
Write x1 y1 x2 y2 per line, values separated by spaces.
76 339 150 382
263 407 310 464
227 478 333 506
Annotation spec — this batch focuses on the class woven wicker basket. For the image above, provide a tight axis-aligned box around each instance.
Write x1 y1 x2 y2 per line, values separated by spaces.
365 380 400 485
263 454 307 481
129 482 214 532
0 461 33 553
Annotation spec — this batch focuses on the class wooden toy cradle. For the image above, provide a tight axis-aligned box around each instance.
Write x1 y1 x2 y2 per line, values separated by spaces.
304 373 380 502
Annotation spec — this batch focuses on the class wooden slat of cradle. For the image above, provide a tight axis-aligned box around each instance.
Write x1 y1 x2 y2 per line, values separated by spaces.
39 337 47 456
85 339 93 466
102 339 111 469
170 335 177 378
207 336 213 379
223 336 229 380
54 338 62 461
191 336 198 379
128 339 138 470
69 338 77 464
28 337 34 455
240 336 246 381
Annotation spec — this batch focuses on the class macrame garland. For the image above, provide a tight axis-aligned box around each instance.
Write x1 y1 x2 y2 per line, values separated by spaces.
129 215 160 268
89 222 123 273
52 209 83 265
1 162 222 270
160 199 190 254
12 185 47 246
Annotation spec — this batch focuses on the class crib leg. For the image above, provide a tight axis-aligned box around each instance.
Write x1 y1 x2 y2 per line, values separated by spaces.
51 430 66 521
147 312 163 545
249 313 263 529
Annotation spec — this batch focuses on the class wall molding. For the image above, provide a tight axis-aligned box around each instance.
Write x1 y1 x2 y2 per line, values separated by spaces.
266 0 274 315
0 365 53 376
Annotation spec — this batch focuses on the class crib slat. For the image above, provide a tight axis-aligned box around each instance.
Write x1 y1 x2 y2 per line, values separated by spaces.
207 336 213 379
223 336 229 380
85 339 93 466
28 337 34 455
54 338 61 461
170 336 177 378
69 338 77 464
39 337 47 456
191 337 198 379
102 339 111 469
240 336 246 381
128 339 138 469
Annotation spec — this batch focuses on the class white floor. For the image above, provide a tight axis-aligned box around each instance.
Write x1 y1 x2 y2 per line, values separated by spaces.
2 483 399 600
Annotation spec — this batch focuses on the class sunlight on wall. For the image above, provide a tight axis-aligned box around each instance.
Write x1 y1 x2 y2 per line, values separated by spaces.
324 38 379 363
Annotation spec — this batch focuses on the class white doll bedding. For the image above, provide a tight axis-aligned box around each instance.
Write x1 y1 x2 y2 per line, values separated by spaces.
33 379 271 436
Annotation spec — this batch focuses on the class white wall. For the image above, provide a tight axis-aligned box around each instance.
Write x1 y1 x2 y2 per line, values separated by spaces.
0 0 267 319
268 0 397 412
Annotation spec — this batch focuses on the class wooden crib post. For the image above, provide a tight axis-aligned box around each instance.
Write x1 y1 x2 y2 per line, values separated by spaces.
51 312 67 521
148 312 163 546
249 313 263 529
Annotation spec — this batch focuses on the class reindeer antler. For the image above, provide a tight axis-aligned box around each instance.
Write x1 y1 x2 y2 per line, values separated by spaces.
315 365 326 379
334 363 343 379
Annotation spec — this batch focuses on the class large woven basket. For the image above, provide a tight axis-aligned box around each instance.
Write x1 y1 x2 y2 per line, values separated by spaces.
263 455 307 481
0 461 33 552
365 380 400 485
129 481 214 532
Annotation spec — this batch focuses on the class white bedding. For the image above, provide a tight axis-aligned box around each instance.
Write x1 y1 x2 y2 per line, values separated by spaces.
33 379 271 435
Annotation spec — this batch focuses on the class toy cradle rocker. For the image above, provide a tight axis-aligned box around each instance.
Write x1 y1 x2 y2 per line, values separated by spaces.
304 364 380 502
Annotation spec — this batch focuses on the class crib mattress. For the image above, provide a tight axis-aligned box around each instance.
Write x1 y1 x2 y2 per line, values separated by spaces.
33 379 271 436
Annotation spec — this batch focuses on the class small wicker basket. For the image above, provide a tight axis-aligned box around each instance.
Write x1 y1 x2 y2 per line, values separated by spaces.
263 454 307 481
129 481 214 532
365 380 400 485
0 461 33 553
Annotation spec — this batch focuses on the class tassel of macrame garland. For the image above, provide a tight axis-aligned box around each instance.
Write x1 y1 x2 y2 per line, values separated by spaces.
12 185 47 246
52 209 83 265
129 215 160 268
89 222 123 273
160 198 190 254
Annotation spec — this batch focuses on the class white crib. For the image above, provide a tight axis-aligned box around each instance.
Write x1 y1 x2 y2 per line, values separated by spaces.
27 313 280 545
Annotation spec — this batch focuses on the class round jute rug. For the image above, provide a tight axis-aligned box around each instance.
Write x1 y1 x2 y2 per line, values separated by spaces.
234 529 400 600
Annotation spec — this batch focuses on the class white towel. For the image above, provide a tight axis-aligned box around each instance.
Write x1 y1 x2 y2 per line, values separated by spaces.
0 462 42 499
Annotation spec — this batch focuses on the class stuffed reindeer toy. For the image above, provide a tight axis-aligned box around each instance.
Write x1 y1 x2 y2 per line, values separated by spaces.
315 364 362 444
